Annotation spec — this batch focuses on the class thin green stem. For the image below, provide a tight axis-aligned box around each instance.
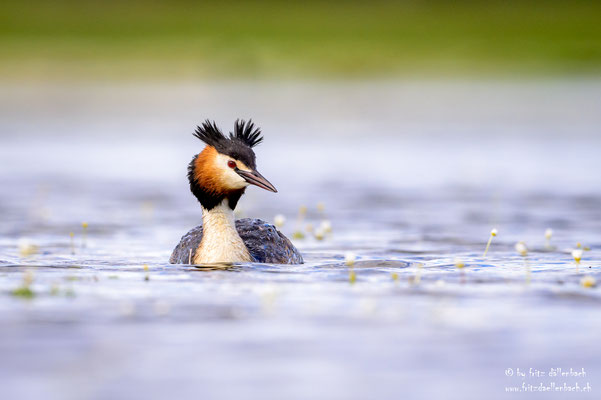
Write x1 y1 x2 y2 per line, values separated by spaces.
483 235 493 257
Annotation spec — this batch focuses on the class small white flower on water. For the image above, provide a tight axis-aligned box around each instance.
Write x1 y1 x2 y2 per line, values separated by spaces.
314 228 325 241
18 238 39 257
274 214 286 228
515 242 528 257
320 220 332 233
490 228 498 237
580 276 596 288
544 228 553 240
572 249 583 263
454 258 465 269
344 252 356 266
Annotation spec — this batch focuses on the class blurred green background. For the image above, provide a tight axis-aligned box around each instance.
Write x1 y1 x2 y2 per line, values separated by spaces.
1 0 601 80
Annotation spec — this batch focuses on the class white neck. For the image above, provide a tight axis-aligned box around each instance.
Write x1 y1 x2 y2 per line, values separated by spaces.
193 200 252 264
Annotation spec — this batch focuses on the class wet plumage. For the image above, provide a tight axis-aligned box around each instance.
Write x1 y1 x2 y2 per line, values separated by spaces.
170 218 304 264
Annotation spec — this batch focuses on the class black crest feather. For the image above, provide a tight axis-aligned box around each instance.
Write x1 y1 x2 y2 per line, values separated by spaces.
193 120 229 153
231 119 263 148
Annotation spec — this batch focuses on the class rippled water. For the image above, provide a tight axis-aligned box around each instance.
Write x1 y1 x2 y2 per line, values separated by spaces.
1 81 601 399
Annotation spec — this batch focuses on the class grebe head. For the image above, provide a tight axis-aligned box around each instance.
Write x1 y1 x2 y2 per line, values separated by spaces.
188 119 277 210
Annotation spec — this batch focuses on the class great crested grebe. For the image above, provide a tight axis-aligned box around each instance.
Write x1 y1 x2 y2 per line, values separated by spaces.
170 119 303 265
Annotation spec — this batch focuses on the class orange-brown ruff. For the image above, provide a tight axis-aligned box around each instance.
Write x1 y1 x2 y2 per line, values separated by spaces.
169 119 303 265
194 146 219 191
194 146 232 197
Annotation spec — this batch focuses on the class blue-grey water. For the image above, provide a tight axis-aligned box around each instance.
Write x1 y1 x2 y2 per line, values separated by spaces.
1 81 600 400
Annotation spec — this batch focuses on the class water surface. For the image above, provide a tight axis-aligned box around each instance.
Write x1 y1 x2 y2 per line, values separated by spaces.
1 81 600 400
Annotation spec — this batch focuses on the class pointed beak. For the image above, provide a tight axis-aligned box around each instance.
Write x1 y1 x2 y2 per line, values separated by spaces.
236 169 277 193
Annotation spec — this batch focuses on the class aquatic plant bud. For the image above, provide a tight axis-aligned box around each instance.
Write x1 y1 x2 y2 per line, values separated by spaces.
320 220 332 233
413 263 422 285
18 238 39 257
81 221 89 248
12 270 36 299
515 241 528 257
483 228 498 257
571 249 583 263
274 214 286 228
514 242 531 283
291 204 308 240
142 264 150 281
454 258 465 269
580 276 596 288
349 270 356 284
292 231 305 240
23 270 34 286
69 232 75 254
344 251 356 266
544 228 554 249
314 228 325 241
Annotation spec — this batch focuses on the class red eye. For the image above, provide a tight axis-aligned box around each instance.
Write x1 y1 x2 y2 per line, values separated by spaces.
227 160 237 169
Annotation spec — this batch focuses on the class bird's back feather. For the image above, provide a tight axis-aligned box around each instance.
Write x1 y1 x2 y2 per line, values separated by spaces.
170 218 303 264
